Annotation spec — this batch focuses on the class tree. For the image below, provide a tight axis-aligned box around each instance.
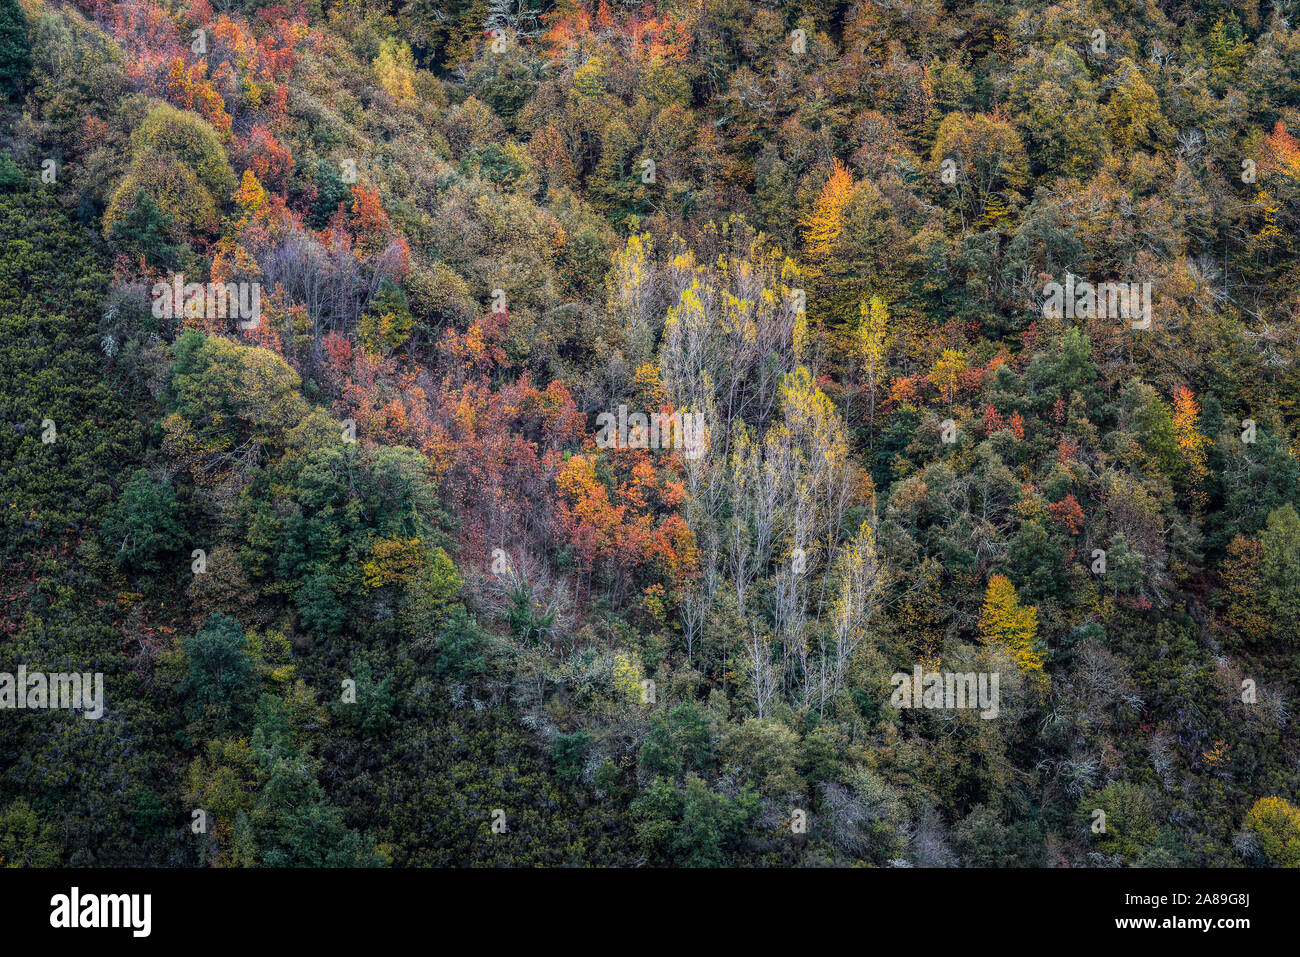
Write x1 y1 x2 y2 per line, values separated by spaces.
294 566 347 637
928 348 967 414
1006 42 1104 177
182 613 255 735
1245 796 1300 867
0 154 21 190
251 750 384 867
930 111 1028 229
400 546 462 636
1079 783 1160 863
433 607 490 680
101 468 183 572
640 712 683 778
308 160 351 229
108 190 180 271
0 800 60 867
978 574 1045 679
375 38 417 101
801 159 854 282
1171 386 1208 509
1104 60 1173 154
358 278 415 355
103 102 236 239
857 296 889 447
0 0 30 101
1259 504 1300 645
550 731 590 784
164 331 310 486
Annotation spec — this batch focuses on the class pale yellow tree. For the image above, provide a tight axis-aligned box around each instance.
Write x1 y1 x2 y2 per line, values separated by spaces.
857 296 890 447
653 226 872 716
813 521 883 714
929 348 967 414
374 38 416 102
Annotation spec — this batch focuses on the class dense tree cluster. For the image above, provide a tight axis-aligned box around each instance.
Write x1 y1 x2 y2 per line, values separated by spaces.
1 0 1298 867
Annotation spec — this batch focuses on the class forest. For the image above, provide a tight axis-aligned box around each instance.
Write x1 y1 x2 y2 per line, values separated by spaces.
0 0 1298 868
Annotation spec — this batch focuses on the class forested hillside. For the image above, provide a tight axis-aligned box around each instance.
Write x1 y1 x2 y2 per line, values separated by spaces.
1 0 1299 867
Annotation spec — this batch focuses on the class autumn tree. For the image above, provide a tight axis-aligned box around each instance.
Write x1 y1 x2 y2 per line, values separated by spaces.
1171 386 1208 509
799 159 856 325
1245 796 1300 867
1104 59 1173 154
104 102 236 240
930 111 1028 229
978 574 1045 680
857 296 889 446
375 37 417 101
929 348 967 414
801 159 854 278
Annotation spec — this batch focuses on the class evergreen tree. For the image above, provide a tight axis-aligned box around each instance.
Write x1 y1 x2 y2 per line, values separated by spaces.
108 189 181 270
0 0 30 101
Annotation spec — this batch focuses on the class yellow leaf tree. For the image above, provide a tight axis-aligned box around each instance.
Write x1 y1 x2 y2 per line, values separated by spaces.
928 348 967 414
374 38 416 102
857 296 889 447
978 574 1045 679
362 537 425 589
1245 796 1300 867
1104 59 1172 153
